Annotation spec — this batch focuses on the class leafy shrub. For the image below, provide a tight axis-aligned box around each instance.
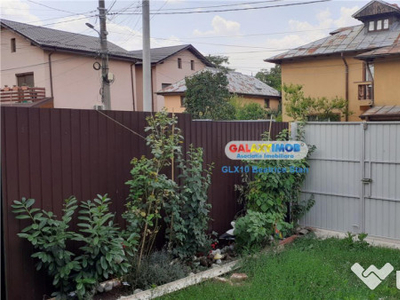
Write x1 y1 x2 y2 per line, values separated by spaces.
283 84 351 121
74 195 130 298
125 110 214 261
184 70 234 120
126 251 189 290
237 102 268 120
236 126 315 225
124 156 178 264
12 195 130 299
124 110 182 266
165 145 214 259
12 196 80 298
229 96 268 120
234 210 281 252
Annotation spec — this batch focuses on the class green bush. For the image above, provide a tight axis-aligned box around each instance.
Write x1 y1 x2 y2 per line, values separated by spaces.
237 102 268 120
236 127 315 226
234 210 280 252
165 145 214 259
12 195 130 299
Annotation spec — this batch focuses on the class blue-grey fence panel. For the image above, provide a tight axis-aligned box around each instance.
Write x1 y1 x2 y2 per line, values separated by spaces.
298 122 400 241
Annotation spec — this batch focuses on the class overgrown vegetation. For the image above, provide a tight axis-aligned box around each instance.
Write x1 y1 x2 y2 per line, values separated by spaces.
184 70 279 121
12 195 130 299
166 145 214 259
283 84 351 121
229 97 270 120
205 54 234 72
234 126 315 251
184 70 235 120
124 109 214 265
13 110 214 298
162 236 400 300
234 210 279 252
255 65 282 93
126 251 190 290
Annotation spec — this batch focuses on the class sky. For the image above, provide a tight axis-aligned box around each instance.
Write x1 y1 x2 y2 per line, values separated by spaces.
1 0 400 74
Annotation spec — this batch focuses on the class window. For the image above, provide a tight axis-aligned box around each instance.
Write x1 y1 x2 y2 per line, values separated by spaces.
180 96 186 107
161 83 171 89
365 63 375 81
364 63 374 81
369 21 375 31
190 60 195 71
264 99 270 108
177 58 182 69
376 20 382 30
16 72 34 87
368 19 390 32
383 19 389 29
11 38 16 52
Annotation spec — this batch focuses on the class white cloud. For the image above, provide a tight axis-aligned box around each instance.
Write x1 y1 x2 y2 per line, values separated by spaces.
0 0 42 24
225 5 360 75
193 15 241 36
334 6 360 27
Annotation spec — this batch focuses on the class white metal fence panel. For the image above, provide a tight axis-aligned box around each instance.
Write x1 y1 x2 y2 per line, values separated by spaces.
364 123 400 239
296 122 400 241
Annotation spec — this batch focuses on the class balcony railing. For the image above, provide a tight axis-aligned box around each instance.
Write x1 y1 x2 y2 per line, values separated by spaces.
358 82 372 100
1 87 46 103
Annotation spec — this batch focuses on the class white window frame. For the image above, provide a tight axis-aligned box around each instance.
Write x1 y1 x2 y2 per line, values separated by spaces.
376 20 382 30
369 21 375 31
383 19 389 29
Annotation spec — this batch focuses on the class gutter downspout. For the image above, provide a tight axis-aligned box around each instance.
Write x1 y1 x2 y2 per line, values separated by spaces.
130 63 136 111
48 52 54 98
366 61 374 106
341 52 349 121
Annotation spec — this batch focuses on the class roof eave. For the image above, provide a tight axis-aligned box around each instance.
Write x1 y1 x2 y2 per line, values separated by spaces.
41 46 136 62
156 44 214 67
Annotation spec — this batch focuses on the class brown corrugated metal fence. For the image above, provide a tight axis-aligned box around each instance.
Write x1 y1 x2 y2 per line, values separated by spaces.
1 107 288 299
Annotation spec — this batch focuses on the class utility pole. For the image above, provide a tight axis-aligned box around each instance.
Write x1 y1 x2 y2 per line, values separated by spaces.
99 0 111 110
142 0 152 112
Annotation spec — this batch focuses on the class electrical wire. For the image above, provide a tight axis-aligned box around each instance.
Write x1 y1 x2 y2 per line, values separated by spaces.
153 0 282 11
26 0 94 15
109 0 332 15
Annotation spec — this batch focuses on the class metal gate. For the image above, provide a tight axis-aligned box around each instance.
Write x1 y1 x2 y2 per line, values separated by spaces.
294 122 400 241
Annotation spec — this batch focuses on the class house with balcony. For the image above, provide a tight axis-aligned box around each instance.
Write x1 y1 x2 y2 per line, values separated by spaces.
1 19 212 111
266 0 400 121
1 19 137 110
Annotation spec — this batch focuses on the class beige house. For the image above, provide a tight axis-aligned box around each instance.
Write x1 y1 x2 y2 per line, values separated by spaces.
158 67 281 113
1 19 212 112
1 19 136 111
266 0 400 121
129 45 214 111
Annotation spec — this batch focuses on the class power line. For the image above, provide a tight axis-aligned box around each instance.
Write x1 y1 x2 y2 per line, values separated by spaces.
109 0 332 15
108 0 118 12
26 0 93 15
177 27 336 39
144 0 281 11
1 15 98 32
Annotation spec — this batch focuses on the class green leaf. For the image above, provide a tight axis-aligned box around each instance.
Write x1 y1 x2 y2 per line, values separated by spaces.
25 198 35 208
15 215 31 220
100 256 107 270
